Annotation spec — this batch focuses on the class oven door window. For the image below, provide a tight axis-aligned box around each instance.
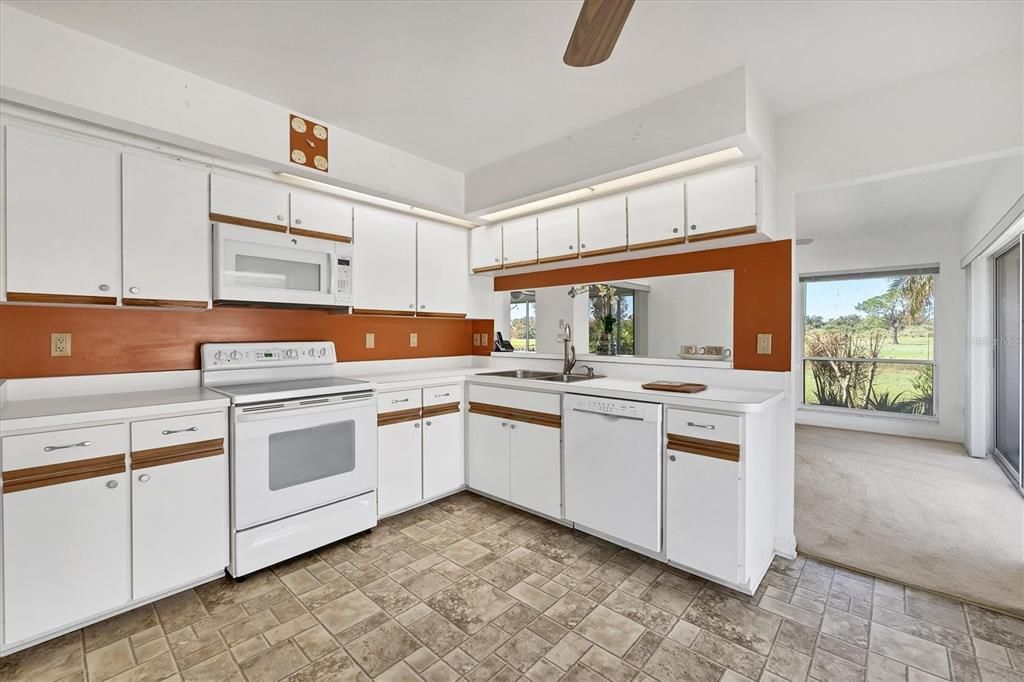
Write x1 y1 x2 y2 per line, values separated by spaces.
268 420 355 491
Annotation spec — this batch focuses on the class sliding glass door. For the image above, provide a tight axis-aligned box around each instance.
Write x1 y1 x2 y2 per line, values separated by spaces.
994 239 1022 489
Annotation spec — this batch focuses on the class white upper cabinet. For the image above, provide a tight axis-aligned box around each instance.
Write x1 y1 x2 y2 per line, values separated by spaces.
5 126 121 303
289 191 353 242
470 225 503 272
578 195 627 257
501 217 538 267
685 165 757 240
352 206 417 313
210 174 289 230
417 220 468 316
627 181 685 249
122 154 210 307
537 207 579 263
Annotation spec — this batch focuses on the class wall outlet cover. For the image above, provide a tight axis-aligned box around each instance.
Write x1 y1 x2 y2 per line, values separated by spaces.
409 333 418 348
482 333 489 348
473 333 481 346
50 332 71 357
757 333 772 355
365 333 375 349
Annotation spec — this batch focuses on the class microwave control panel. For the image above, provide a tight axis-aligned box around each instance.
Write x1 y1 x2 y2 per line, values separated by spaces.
335 244 353 306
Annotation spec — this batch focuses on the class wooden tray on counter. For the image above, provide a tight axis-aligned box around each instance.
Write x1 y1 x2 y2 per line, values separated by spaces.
640 381 707 393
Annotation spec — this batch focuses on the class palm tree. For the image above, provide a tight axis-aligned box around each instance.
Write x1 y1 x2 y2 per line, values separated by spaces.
888 275 933 323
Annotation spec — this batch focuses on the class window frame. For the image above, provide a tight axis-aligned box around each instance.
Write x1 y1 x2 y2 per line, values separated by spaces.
799 265 940 421
509 292 537 352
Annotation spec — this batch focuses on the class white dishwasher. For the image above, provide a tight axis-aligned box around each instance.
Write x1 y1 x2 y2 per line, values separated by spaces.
563 394 663 553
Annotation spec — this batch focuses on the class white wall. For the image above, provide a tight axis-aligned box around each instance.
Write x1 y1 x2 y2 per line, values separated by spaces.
646 271 734 358
962 156 1024 258
795 223 966 443
0 4 464 214
534 287 574 355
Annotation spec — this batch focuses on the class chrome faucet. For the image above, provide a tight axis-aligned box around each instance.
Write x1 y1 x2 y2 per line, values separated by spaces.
563 324 576 375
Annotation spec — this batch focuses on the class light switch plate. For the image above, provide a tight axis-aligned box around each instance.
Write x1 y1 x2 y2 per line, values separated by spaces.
50 332 71 357
757 333 772 355
473 333 481 346
481 333 489 348
409 333 418 348
365 333 375 349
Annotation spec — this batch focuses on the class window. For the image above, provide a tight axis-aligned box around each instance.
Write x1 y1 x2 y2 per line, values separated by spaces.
509 290 536 351
588 284 636 355
801 267 936 416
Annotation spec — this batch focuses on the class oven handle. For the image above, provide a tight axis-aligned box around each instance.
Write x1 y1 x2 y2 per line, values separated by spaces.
235 395 374 422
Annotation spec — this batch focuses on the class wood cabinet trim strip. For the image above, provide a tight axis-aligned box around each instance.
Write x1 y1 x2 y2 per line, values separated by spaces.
472 265 504 274
289 227 352 243
627 236 687 251
538 253 580 264
209 213 288 233
666 434 740 461
378 407 423 426
468 401 561 429
417 311 468 319
7 292 117 306
132 438 225 470
123 298 209 309
352 308 417 317
503 258 539 269
580 245 628 258
422 402 461 419
3 454 126 493
686 225 757 243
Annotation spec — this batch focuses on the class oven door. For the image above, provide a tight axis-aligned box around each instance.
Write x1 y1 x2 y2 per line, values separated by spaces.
214 223 337 306
232 394 377 529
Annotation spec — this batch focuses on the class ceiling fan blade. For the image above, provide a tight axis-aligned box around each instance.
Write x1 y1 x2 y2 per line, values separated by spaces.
563 0 635 68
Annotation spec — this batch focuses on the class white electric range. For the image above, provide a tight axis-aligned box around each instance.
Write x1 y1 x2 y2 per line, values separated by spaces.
201 341 377 577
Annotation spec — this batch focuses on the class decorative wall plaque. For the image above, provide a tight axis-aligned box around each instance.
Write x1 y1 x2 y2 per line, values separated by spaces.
289 114 328 172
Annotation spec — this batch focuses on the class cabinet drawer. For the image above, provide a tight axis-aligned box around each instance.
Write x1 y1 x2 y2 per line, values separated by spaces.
423 383 463 408
666 409 740 445
131 411 226 453
378 389 422 413
2 424 128 471
467 384 560 415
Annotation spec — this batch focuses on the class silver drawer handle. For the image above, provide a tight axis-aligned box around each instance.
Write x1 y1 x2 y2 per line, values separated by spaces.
686 421 716 430
434 393 450 398
391 398 409 404
44 441 91 452
162 426 198 435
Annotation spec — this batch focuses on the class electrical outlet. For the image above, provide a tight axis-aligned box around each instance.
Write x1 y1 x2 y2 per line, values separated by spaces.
365 333 375 349
409 333 418 348
51 332 72 357
757 333 772 355
481 333 489 348
473 333 481 346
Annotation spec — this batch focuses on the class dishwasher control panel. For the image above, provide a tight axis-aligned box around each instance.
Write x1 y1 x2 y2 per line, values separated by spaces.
567 395 661 421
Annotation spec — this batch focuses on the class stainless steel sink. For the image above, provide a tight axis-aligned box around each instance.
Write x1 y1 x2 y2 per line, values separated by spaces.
477 369 562 379
537 373 605 383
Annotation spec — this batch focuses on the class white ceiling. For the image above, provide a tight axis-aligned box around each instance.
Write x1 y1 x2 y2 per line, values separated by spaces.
795 156 1020 237
6 0 1021 172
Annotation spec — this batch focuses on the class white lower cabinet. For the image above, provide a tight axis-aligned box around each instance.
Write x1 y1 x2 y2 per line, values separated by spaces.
423 383 465 498
467 413 511 499
378 419 423 516
508 421 561 519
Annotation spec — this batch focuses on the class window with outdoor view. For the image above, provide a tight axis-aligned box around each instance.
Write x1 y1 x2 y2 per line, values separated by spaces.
509 290 536 351
801 267 936 416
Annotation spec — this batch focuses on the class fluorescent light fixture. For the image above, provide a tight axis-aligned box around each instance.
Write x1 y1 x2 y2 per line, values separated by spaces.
275 171 479 228
479 147 744 223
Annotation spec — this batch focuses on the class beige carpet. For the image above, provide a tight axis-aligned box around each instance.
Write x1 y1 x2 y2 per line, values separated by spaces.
796 424 1024 616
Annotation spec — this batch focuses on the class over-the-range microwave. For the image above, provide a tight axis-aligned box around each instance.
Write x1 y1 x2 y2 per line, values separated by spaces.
213 223 352 308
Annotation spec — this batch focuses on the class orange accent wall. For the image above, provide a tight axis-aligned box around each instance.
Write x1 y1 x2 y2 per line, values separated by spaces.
0 306 492 378
493 240 792 371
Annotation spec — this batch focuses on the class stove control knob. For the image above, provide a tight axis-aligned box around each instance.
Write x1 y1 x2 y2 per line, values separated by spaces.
214 351 226 362
230 351 243 361
285 349 298 359
318 347 327 357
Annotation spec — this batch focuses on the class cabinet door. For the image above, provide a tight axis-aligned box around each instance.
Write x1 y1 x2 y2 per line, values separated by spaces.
501 217 538 268
210 174 290 231
352 206 417 313
628 182 685 250
423 411 465 498
509 422 562 519
289 192 353 242
578 195 627 257
417 220 469 316
685 165 757 241
122 154 210 307
467 413 510 499
378 420 423 516
537 207 579 264
5 126 121 303
470 225 503 272
665 450 741 584
3 471 129 645
132 454 228 600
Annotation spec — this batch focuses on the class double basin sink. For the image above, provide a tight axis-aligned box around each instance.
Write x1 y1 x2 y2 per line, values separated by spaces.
478 369 605 383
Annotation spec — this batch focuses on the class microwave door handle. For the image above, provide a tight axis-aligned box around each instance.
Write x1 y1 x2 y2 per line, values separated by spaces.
326 254 334 294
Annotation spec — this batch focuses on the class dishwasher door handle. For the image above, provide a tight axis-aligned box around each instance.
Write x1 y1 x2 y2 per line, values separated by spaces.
570 407 646 421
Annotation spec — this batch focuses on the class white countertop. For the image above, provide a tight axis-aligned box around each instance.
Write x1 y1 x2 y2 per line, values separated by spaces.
344 368 784 413
0 386 230 434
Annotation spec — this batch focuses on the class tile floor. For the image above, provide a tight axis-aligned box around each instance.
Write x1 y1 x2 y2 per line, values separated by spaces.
2 491 1022 681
